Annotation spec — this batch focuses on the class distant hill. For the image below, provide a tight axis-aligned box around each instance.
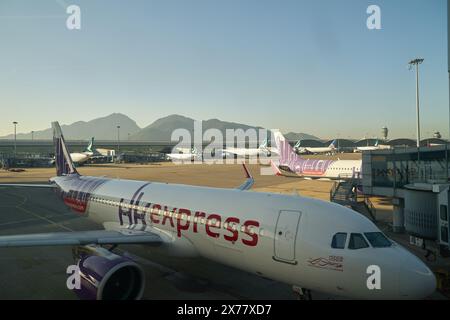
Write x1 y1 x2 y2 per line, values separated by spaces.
284 132 320 141
0 113 319 142
129 114 268 142
0 113 141 140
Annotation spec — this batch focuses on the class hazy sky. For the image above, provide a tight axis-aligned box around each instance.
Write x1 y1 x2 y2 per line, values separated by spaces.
0 0 447 139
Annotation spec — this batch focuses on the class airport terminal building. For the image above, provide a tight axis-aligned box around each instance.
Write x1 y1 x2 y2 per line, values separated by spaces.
361 144 450 255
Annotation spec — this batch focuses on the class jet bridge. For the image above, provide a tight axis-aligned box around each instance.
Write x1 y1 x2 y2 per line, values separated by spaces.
361 144 450 255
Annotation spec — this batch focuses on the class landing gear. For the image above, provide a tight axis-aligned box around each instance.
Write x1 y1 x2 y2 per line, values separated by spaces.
292 285 312 300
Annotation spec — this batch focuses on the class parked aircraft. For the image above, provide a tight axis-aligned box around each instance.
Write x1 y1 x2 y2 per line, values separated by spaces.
355 140 391 152
272 132 361 179
294 140 337 155
166 147 201 161
70 137 95 164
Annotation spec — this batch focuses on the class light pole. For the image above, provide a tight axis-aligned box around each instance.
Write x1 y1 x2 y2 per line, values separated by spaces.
117 125 121 154
408 58 424 148
13 121 18 158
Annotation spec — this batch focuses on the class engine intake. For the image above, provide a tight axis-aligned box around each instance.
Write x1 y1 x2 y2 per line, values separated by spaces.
72 245 145 300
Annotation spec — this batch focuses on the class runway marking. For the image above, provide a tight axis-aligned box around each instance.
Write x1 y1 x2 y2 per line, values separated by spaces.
0 213 74 228
12 192 74 232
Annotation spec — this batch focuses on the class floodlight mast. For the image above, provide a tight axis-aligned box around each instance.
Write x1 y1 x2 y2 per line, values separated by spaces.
408 58 424 148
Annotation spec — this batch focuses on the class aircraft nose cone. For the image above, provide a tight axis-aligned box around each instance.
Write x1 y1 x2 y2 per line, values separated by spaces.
399 253 436 299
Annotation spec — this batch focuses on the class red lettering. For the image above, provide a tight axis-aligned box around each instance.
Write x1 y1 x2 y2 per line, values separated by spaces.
176 208 191 237
193 211 206 233
223 217 240 242
161 206 176 227
206 214 221 238
149 204 161 224
242 220 259 246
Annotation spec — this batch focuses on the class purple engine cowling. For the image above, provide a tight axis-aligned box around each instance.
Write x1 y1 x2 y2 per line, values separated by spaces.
72 245 145 300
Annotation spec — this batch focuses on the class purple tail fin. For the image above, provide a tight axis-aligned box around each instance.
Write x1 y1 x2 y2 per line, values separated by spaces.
52 122 78 176
272 131 304 171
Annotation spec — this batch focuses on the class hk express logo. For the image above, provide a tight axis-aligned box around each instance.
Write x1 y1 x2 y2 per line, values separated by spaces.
118 183 260 247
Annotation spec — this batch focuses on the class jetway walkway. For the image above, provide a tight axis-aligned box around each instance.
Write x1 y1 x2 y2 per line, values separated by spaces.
330 175 377 222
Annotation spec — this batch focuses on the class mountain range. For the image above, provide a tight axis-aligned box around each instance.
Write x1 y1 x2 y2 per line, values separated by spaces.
0 113 320 141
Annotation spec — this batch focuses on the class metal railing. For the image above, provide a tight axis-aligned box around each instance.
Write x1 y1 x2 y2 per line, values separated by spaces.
363 197 376 222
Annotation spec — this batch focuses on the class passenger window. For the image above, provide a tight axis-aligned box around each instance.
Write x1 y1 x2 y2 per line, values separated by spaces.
331 233 347 249
348 233 369 249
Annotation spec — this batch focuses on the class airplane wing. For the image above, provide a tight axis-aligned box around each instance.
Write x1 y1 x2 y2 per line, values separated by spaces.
237 164 254 190
0 229 162 247
0 183 56 188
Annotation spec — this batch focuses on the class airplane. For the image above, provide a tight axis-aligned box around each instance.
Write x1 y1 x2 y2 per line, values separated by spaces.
271 132 362 180
222 139 276 158
355 140 391 152
70 137 95 164
166 147 201 161
0 122 436 300
294 139 337 155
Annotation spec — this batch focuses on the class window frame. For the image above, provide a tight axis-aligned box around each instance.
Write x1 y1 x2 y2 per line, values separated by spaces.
363 232 392 248
331 232 348 249
348 233 369 250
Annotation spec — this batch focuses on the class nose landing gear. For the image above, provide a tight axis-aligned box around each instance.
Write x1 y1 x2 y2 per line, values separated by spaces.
292 285 312 300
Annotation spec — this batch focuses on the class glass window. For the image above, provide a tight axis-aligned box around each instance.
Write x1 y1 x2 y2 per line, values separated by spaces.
440 205 448 221
331 233 347 249
364 232 392 248
348 233 369 249
441 226 449 243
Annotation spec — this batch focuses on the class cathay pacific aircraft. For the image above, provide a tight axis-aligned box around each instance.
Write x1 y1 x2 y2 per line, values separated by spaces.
0 123 435 300
70 137 95 164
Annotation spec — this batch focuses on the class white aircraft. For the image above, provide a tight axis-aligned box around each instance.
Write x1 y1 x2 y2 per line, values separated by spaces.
294 139 337 155
166 147 201 161
272 132 361 179
0 122 436 300
355 140 391 152
223 140 276 158
70 137 95 164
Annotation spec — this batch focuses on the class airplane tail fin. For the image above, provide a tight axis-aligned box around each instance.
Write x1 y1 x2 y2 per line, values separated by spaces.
52 122 78 176
293 140 301 149
259 139 268 149
85 137 94 153
375 140 379 147
329 139 337 149
272 131 303 170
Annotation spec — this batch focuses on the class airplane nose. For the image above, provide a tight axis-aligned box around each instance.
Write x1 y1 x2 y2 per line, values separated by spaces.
399 252 436 299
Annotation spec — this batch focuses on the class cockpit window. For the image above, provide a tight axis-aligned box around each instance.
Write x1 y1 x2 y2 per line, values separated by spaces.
364 232 392 248
331 233 347 249
348 233 369 249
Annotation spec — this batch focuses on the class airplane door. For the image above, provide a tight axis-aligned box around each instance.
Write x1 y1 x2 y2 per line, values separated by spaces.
273 210 301 264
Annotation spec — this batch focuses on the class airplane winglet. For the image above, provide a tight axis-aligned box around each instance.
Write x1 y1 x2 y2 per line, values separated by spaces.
237 164 254 191
242 163 252 179
270 160 283 176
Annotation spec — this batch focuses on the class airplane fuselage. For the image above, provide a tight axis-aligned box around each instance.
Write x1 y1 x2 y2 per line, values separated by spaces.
50 174 435 299
276 159 361 179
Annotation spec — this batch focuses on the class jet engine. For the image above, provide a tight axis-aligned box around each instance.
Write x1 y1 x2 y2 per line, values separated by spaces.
71 245 145 300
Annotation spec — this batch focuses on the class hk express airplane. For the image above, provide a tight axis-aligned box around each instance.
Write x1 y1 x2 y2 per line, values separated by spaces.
0 123 435 300
271 131 362 179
